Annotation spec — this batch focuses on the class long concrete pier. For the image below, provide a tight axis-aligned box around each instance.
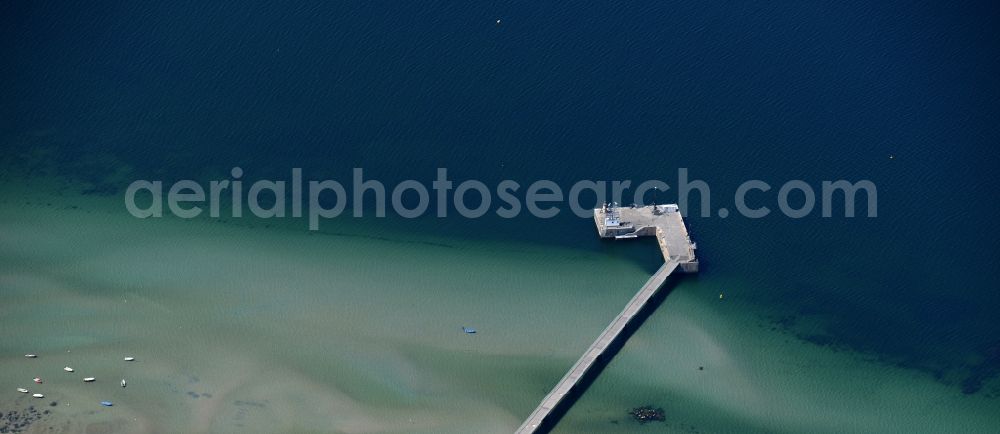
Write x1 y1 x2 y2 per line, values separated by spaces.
516 204 697 433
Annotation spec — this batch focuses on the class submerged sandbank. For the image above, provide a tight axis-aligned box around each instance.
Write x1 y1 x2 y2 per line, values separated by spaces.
1 185 997 433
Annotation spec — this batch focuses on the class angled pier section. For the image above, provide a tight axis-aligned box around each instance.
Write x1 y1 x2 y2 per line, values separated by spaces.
516 204 697 434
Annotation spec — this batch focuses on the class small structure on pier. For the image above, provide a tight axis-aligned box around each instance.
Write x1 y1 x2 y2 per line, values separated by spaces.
595 203 698 273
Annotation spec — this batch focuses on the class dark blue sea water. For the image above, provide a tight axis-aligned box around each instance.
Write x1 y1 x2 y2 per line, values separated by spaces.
2 0 999 396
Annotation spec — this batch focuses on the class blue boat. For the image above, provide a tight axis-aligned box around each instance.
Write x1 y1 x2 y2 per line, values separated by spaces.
100 401 113 407
462 326 476 334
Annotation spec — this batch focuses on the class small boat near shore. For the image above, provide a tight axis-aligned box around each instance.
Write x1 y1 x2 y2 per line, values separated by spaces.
17 388 29 393
124 357 135 362
121 378 127 388
63 367 74 372
32 393 44 398
100 401 113 407
33 378 42 384
24 354 37 358
84 377 96 382
462 326 477 334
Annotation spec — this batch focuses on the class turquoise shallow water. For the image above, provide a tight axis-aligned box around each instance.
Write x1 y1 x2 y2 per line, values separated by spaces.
2 181 999 433
0 183 666 432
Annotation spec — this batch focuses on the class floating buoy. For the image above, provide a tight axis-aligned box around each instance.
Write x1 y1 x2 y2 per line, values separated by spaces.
25 354 37 358
32 393 44 398
33 378 42 384
17 388 29 393
100 401 113 407
63 367 74 372
124 357 135 362
84 377 96 383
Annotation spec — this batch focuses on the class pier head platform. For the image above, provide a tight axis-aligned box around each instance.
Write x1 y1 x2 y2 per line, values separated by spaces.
516 204 697 433
594 203 699 273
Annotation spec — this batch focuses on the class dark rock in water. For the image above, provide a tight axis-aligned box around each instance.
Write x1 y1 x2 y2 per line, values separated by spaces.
629 405 666 423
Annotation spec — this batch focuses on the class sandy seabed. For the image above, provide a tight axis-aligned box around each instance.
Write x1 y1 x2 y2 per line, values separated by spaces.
1 185 997 433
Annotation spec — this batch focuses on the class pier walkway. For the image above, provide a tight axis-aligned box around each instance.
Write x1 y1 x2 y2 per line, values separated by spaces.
516 260 680 433
516 204 697 433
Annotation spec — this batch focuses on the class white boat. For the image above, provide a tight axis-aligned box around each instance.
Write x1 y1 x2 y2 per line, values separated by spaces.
17 388 29 393
25 354 37 358
32 393 44 398
84 377 96 382
64 366 74 372
124 357 135 362
121 378 127 388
